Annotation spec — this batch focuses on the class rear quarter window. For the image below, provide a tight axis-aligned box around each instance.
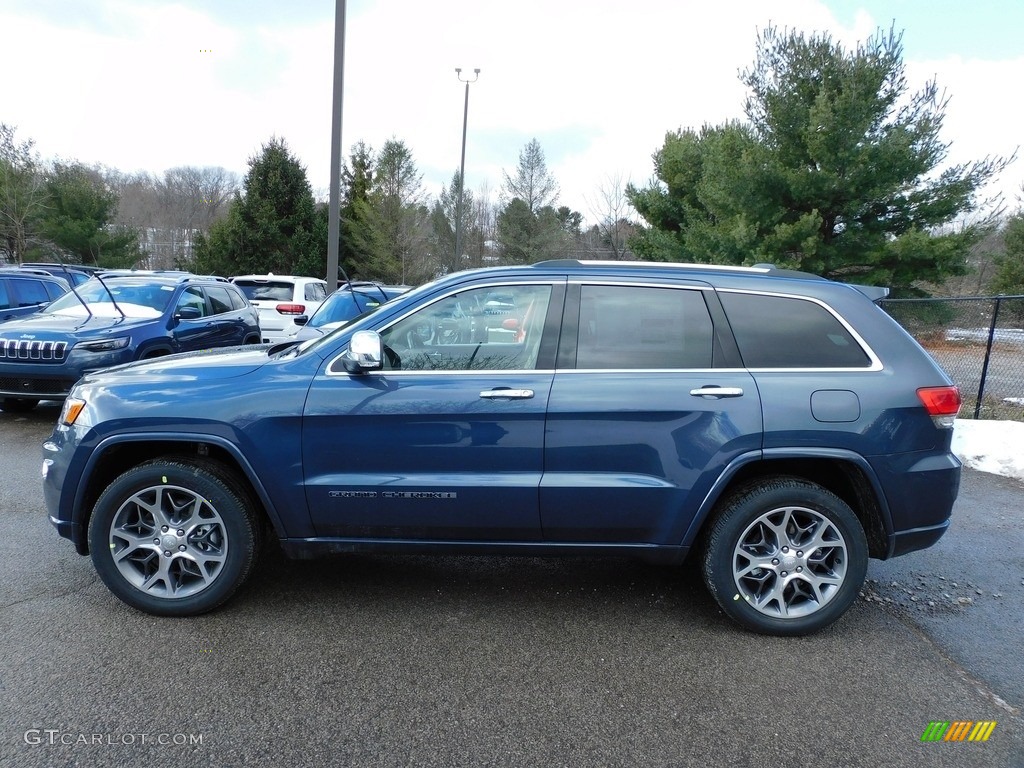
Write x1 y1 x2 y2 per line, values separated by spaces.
719 291 871 368
44 281 67 300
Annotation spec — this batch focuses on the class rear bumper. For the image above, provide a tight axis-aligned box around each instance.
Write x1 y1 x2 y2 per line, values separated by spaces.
890 519 950 557
871 450 960 559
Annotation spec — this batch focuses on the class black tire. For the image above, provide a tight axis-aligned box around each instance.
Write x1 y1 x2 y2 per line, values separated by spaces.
701 477 868 636
1 397 39 413
88 459 261 616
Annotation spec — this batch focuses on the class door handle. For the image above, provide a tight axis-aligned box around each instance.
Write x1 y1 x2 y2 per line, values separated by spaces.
689 386 744 399
480 389 535 399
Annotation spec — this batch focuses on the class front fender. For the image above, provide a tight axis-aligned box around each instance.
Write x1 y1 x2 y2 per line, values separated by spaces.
68 432 297 552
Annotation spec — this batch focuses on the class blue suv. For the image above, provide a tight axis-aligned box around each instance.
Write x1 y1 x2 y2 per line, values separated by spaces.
289 281 410 341
0 268 70 325
1 271 260 412
42 261 962 635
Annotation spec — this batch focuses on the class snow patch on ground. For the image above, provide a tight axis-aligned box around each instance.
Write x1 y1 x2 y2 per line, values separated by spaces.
952 419 1024 482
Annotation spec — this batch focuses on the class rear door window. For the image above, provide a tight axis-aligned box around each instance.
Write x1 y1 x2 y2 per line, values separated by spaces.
574 284 714 369
206 286 234 315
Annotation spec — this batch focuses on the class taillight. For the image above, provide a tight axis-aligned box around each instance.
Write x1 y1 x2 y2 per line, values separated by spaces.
917 386 961 428
275 303 306 315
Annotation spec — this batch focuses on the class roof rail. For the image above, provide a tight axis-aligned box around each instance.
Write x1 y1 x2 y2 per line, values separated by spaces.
531 259 775 274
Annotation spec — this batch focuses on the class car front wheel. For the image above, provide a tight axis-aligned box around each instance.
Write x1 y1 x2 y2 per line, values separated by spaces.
88 459 260 616
702 477 868 636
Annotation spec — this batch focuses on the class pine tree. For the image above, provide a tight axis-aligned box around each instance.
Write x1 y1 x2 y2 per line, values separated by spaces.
628 25 1011 294
191 137 324 277
37 162 142 268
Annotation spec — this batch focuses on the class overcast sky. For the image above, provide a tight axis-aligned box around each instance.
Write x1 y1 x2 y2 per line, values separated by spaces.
2 0 1022 224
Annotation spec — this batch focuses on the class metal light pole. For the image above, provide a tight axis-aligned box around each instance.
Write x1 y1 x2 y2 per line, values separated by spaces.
326 0 347 289
454 67 480 266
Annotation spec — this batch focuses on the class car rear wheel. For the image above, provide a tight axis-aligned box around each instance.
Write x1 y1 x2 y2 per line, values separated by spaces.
0 397 39 413
702 477 867 636
88 459 261 616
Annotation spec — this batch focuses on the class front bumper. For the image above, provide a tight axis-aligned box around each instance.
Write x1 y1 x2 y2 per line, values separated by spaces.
0 374 78 400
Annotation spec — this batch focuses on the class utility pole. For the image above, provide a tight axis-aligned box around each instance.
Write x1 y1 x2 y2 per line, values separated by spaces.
326 0 347 289
454 67 480 267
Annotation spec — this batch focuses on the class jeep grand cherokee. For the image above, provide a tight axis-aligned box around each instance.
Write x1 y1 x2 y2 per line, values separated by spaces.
42 260 961 635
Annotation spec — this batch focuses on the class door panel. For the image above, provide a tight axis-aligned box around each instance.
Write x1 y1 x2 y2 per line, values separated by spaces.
302 281 560 541
303 372 553 539
542 371 761 544
541 282 762 545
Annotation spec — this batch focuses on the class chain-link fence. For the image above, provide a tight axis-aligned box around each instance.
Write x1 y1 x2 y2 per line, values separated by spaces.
880 296 1024 421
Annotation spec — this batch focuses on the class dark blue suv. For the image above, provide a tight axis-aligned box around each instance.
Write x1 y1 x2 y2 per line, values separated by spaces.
0 268 70 325
42 261 962 635
1 271 260 412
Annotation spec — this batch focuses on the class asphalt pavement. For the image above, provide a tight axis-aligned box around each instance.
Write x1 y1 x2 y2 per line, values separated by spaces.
1 404 1021 767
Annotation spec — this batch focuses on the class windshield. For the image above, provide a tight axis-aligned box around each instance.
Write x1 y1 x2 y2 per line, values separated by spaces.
43 279 175 318
309 289 395 328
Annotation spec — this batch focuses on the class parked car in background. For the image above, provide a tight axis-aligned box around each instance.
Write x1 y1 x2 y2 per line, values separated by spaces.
0 267 70 324
288 282 410 341
229 274 328 342
19 262 102 287
0 270 260 412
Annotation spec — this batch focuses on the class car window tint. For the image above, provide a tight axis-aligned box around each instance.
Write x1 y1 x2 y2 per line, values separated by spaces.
311 293 358 327
379 284 552 371
206 286 233 315
0 280 10 310
44 281 67 300
176 286 207 317
575 285 714 369
227 288 248 311
14 279 51 308
719 291 871 368
305 282 327 301
234 281 293 302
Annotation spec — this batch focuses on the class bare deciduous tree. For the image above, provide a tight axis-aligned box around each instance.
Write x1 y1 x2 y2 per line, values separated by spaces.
585 172 638 260
107 166 239 268
0 124 48 263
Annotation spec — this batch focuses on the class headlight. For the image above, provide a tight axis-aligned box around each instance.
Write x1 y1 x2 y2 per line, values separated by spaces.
59 397 87 427
76 336 130 352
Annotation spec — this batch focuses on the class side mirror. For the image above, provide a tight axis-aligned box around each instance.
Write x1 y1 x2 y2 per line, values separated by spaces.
293 315 309 326
175 306 202 321
342 330 383 373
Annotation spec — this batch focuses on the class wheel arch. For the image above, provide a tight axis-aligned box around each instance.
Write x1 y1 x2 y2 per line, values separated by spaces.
686 449 893 559
71 434 286 555
134 339 175 359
